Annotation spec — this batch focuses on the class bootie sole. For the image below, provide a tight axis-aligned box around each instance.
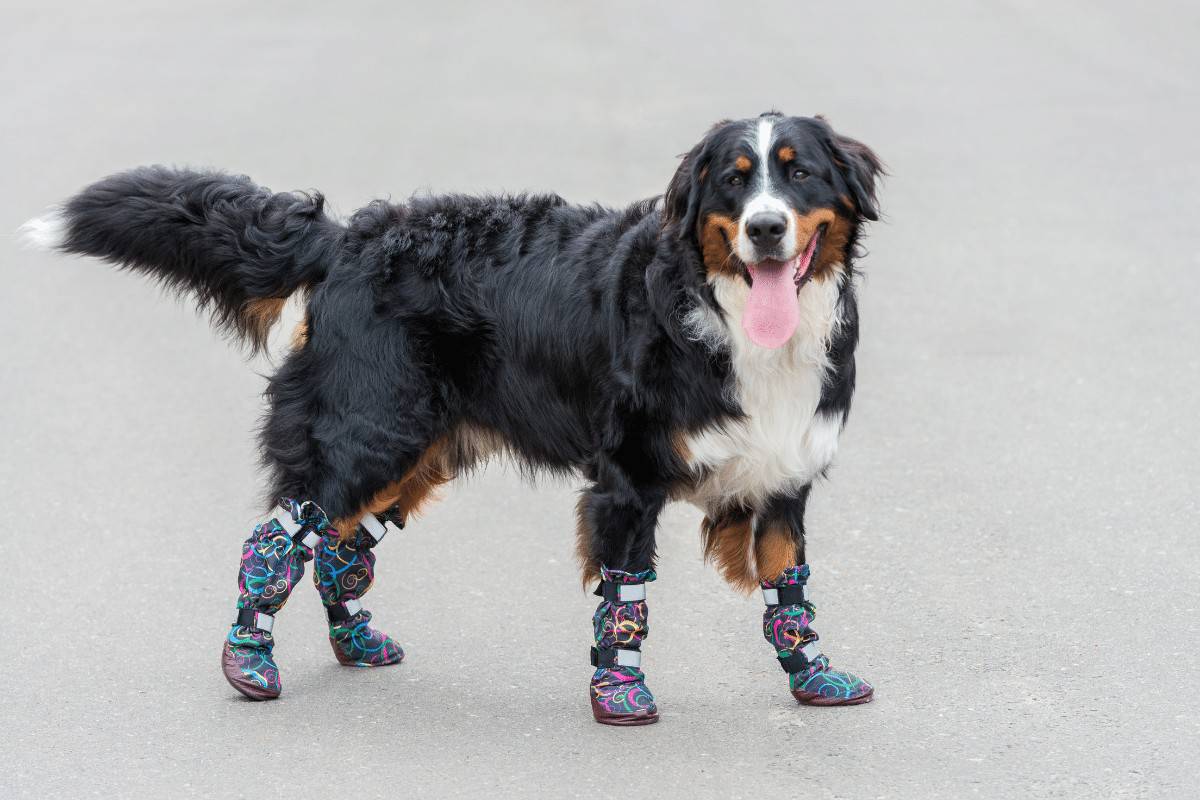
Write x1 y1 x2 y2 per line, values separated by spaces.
589 694 660 726
792 687 874 706
329 637 405 668
221 642 280 701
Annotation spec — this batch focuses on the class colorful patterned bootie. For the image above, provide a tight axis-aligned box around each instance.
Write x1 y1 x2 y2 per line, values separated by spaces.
313 514 404 667
222 499 325 700
589 566 659 726
762 564 874 706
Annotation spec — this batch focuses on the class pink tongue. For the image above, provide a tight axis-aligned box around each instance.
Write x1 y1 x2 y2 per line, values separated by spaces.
742 257 801 348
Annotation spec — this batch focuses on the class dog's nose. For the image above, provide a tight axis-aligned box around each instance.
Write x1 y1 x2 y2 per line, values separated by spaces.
745 212 787 249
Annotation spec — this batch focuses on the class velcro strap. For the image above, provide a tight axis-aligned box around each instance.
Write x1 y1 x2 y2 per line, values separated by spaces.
274 507 303 537
590 646 641 669
778 640 823 673
359 513 397 546
593 581 647 603
234 607 274 633
762 584 807 606
272 507 322 549
325 598 364 622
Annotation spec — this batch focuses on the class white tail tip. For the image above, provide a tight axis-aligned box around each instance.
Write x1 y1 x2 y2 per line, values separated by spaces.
18 209 68 251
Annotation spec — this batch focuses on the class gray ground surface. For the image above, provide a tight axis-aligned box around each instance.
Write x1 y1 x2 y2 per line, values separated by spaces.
2 2 1198 798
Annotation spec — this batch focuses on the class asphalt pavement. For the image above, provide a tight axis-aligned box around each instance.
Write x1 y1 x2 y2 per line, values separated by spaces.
2 2 1198 798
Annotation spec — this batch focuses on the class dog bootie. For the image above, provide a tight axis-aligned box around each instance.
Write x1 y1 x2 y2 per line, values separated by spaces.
222 500 324 700
589 566 659 725
313 514 404 667
762 565 874 706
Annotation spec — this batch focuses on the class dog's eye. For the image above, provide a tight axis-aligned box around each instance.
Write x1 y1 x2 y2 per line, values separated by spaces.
791 169 809 182
726 174 744 187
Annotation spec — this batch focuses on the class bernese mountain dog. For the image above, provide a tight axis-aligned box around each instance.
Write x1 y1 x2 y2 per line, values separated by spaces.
24 111 883 723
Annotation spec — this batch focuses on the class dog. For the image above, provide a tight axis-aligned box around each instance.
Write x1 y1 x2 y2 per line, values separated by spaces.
24 111 883 723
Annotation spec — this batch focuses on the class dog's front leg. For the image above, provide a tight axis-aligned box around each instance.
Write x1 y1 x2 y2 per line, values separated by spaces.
755 486 875 706
577 467 666 726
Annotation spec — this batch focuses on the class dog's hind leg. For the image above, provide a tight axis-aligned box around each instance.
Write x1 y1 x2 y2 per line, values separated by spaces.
294 382 453 668
755 486 874 706
292 398 450 672
312 516 406 668
310 446 452 668
577 457 668 726
221 317 447 696
222 499 332 700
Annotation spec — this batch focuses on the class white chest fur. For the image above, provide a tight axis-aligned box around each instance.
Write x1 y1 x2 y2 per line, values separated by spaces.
682 267 846 511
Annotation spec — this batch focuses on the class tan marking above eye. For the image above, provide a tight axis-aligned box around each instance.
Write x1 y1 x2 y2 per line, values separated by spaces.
777 145 796 163
734 155 752 172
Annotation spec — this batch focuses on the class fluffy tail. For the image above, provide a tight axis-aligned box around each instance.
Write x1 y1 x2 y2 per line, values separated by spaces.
21 166 345 350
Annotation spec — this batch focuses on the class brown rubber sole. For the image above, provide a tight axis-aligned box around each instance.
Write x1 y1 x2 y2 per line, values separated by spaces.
329 637 405 667
220 642 280 701
590 694 660 726
792 686 874 706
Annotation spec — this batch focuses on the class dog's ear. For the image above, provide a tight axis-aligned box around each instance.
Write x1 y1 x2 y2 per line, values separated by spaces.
663 123 724 240
820 119 885 222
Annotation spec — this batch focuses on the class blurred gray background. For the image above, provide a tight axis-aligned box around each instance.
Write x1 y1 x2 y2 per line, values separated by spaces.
2 1 1197 798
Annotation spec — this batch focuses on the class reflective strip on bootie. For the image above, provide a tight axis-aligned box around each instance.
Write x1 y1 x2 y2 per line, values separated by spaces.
763 583 822 673
233 607 275 633
778 639 823 674
762 584 807 606
358 513 400 546
590 646 642 668
593 580 647 602
273 506 322 549
324 598 364 622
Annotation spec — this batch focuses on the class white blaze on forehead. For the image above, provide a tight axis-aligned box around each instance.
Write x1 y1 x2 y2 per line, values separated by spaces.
736 117 797 262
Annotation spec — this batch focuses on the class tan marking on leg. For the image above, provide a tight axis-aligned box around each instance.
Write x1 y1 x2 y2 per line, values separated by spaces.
575 494 601 588
241 297 286 347
333 439 453 538
701 510 757 593
754 521 797 582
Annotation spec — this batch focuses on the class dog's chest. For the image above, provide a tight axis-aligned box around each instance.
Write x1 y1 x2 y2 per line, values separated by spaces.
681 273 845 510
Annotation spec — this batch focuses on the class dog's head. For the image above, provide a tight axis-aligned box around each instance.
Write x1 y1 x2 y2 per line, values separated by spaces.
664 112 883 348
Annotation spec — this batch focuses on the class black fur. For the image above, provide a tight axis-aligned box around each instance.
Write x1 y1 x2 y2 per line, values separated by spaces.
45 113 882 581
58 166 343 350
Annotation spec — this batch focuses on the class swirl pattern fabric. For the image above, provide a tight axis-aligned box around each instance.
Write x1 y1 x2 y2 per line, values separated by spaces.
224 506 316 695
313 525 404 667
762 564 873 703
590 566 657 717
